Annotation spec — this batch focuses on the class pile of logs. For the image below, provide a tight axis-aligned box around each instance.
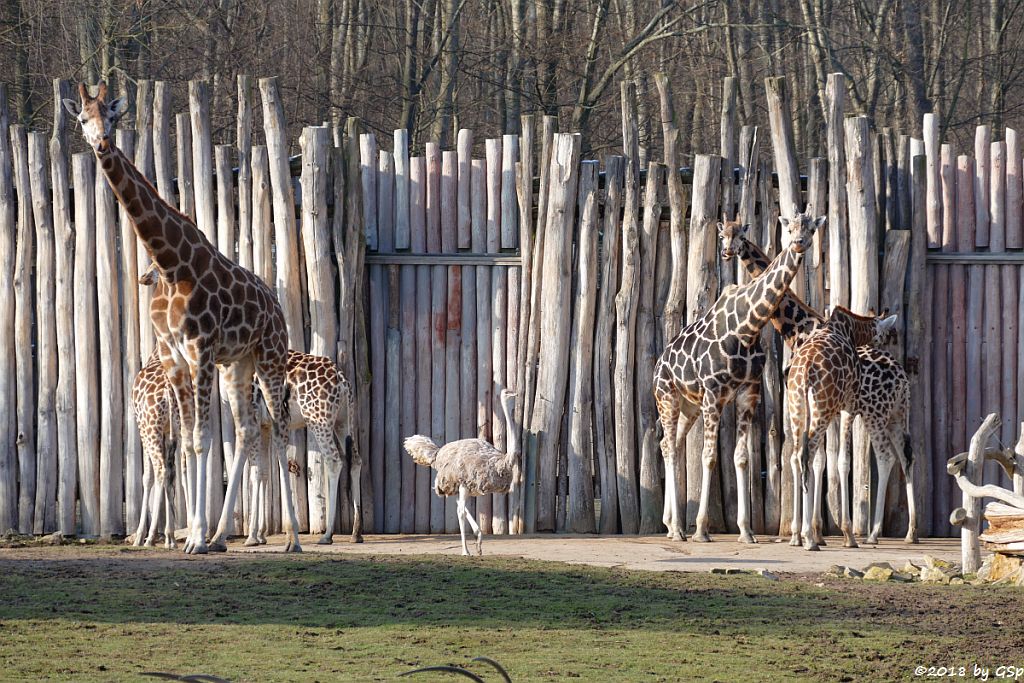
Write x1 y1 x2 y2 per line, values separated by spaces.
948 412 1024 584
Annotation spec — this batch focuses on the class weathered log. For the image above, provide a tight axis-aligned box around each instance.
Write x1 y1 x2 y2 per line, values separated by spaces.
511 115 534 534
593 155 623 534
975 125 991 247
426 142 447 534
906 153 931 537
443 150 463 534
529 133 581 532
957 412 1001 573
411 155 432 533
636 161 664 534
471 157 492 533
10 126 35 533
923 113 942 248
396 131 417 533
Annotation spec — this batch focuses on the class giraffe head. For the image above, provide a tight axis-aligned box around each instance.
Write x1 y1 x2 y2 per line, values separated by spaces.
717 220 751 260
62 81 127 154
827 306 899 346
778 209 825 254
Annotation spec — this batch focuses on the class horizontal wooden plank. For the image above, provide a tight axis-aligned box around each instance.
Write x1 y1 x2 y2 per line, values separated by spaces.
366 253 522 266
927 252 1024 264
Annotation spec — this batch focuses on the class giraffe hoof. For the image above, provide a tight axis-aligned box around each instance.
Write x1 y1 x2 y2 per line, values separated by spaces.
789 536 802 547
284 541 302 553
243 537 260 547
461 550 471 557
738 532 757 544
866 535 879 545
803 542 820 552
316 535 333 545
905 534 919 545
166 540 177 550
692 533 711 543
666 530 686 542
207 540 228 553
351 534 364 544
188 541 208 555
844 539 859 549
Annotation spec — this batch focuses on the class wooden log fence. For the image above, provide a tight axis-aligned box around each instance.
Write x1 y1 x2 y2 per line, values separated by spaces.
1 73 1022 544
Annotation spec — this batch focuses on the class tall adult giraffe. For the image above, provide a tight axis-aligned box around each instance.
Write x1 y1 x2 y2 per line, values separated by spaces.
720 220 919 548
64 82 302 554
654 210 823 543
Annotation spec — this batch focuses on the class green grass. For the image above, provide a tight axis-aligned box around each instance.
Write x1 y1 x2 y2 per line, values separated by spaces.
0 548 1020 681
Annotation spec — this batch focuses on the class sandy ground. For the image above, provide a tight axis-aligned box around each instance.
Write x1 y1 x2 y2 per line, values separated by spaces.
226 533 962 573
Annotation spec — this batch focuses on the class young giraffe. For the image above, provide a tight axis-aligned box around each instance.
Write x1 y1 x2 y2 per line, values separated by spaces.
654 210 822 543
786 306 902 551
65 82 301 554
140 265 364 546
131 350 185 548
719 221 919 548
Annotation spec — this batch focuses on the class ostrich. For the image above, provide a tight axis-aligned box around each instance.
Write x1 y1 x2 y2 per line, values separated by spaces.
403 389 519 556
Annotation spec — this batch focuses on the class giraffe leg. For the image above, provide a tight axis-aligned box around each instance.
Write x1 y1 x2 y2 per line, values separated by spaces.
134 439 155 546
336 391 363 543
162 456 177 550
185 348 216 555
837 411 858 548
457 486 471 556
656 391 691 541
866 419 897 545
888 421 919 544
788 436 803 547
256 358 302 553
163 356 197 554
811 440 827 546
245 423 271 546
693 398 723 543
210 359 259 552
144 455 164 547
733 384 760 544
310 420 341 545
800 425 824 551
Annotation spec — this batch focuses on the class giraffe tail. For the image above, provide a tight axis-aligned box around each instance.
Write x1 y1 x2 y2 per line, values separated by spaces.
902 432 914 466
403 435 439 468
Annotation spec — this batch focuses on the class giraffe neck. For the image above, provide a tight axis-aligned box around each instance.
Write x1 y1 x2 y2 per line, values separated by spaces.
827 308 877 346
739 238 823 348
731 243 805 343
95 142 206 276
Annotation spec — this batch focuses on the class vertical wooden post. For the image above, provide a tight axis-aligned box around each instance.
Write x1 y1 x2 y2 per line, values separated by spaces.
765 77 802 233
880 228 911 535
443 150 463 534
395 132 417 533
923 113 942 248
411 155 432 533
261 77 309 530
565 160 599 533
425 142 447 534
685 155 723 530
458 132 478 530
72 154 99 535
826 74 849 309
906 152 931 538
378 150 400 534
136 80 157 360
116 129 143 535
10 125 35 533
975 125 992 247
28 133 56 532
845 115 878 535
529 133 581 532
369 137 387 533
236 76 254 272
613 83 643 534
94 128 124 538
471 157 492 533
511 116 534 534
0 88 19 531
521 116 555 533
988 141 1011 487
301 127 337 533
932 145 954 535
594 157 624 534
50 82 77 535
636 161 664 534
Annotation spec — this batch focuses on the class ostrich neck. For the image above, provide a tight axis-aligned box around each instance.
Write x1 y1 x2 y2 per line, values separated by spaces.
502 396 520 457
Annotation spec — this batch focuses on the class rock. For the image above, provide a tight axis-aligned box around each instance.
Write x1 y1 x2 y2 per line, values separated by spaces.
890 572 914 583
920 566 951 584
985 553 1023 583
844 567 865 579
756 568 779 581
724 568 750 575
922 555 953 570
865 561 895 572
901 561 922 577
43 532 63 546
710 568 728 575
826 565 845 577
863 566 894 582
950 577 965 585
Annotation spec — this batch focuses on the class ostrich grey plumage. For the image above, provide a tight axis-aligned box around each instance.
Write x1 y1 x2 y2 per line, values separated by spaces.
404 389 520 556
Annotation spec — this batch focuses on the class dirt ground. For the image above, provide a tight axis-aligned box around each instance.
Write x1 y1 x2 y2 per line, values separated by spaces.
1 533 961 573
245 533 961 572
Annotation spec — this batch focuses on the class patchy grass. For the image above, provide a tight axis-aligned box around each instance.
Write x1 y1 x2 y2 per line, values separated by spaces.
0 547 1021 681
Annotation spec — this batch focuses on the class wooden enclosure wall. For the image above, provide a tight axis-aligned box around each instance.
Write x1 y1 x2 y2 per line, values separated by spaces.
1 72 1021 540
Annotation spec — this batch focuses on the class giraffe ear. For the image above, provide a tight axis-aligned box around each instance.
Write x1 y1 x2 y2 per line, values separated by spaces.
62 98 81 118
778 215 791 229
879 314 899 331
813 216 826 231
107 97 128 122
717 221 725 235
740 223 750 236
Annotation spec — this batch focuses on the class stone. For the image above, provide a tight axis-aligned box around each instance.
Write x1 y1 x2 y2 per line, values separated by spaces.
901 561 922 577
843 567 865 579
865 561 895 572
43 532 63 546
890 572 914 583
724 568 751 575
863 566 894 582
950 577 965 585
920 566 951 584
922 555 953 570
709 568 728 575
985 553 1023 583
756 568 779 581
